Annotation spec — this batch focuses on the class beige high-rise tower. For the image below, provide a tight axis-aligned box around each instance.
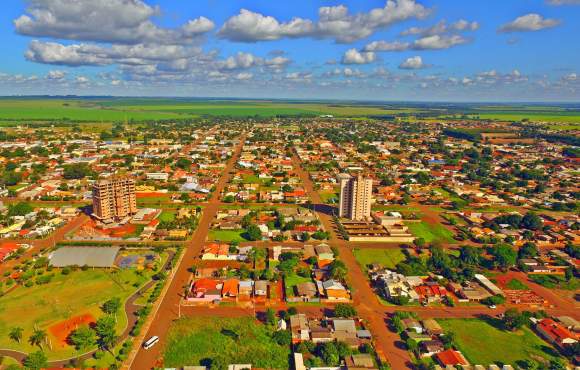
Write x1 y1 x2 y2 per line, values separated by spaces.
338 173 372 220
92 177 137 222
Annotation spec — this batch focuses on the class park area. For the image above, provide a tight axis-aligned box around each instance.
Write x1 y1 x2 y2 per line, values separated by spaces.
0 268 150 359
405 221 455 244
437 318 561 366
353 247 406 271
162 316 289 369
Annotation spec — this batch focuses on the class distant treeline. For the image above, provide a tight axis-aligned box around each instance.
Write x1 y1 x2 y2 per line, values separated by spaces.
442 128 482 141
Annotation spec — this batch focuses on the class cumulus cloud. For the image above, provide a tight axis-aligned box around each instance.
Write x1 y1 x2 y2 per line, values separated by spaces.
412 34 469 50
363 34 468 52
363 41 410 52
219 0 430 43
399 56 427 69
341 49 376 64
47 70 66 79
14 0 214 44
499 13 560 33
401 19 479 37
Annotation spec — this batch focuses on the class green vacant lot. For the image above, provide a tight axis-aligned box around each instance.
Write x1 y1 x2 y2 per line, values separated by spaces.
353 248 406 271
163 316 289 369
208 229 247 243
438 318 561 365
0 268 149 359
405 221 455 244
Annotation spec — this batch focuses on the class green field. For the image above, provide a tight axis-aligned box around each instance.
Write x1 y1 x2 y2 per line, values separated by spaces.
0 98 427 123
208 229 247 242
158 210 176 223
162 316 289 369
0 99 191 122
353 248 406 271
0 268 150 359
438 318 561 366
405 221 455 244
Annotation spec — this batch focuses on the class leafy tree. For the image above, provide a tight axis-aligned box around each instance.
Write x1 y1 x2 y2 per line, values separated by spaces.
245 224 262 241
459 246 481 266
62 163 93 179
102 297 122 317
28 329 47 349
265 308 276 326
318 342 340 366
490 244 517 269
175 158 192 169
329 260 347 280
69 325 96 350
272 330 291 346
521 213 542 231
23 351 48 370
334 303 357 318
95 316 117 353
518 242 539 259
502 308 527 331
9 327 23 344
7 202 34 217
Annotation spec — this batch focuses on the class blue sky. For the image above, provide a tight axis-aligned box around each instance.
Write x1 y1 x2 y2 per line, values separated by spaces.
0 0 579 101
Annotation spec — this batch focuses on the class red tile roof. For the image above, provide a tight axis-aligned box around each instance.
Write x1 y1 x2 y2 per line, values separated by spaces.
435 349 469 366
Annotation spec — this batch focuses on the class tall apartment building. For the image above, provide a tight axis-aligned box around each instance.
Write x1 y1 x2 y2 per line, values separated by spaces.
92 177 137 222
338 173 373 220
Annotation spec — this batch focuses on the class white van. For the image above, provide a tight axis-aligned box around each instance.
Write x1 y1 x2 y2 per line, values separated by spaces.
143 335 159 349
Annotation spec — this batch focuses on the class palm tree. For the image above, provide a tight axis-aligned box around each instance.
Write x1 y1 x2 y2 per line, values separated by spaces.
28 329 47 349
9 327 23 344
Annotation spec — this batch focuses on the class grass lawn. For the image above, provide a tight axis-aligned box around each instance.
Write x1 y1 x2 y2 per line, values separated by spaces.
353 248 406 271
137 195 171 206
208 229 247 243
158 210 176 223
162 316 289 369
405 221 455 244
0 268 150 360
438 318 561 366
506 278 528 290
319 191 338 204
284 272 313 298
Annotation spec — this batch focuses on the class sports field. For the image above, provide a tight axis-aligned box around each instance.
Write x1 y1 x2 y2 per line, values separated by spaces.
162 316 289 369
438 318 561 366
0 268 149 359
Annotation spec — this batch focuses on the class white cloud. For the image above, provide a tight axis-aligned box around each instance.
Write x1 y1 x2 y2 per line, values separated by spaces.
363 34 468 53
14 0 214 44
341 49 376 64
401 19 479 37
219 0 430 43
399 56 427 69
75 76 89 84
412 34 469 50
499 13 560 33
47 70 66 79
363 41 409 52
234 72 253 80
